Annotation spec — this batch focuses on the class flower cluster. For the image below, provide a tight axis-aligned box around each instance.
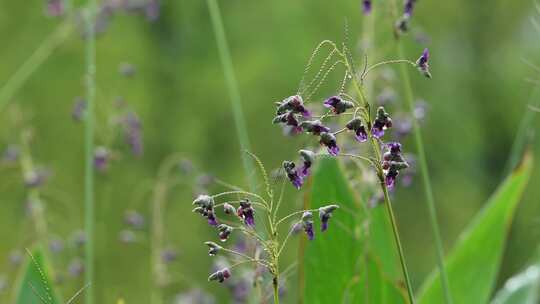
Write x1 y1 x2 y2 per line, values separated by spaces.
282 149 315 189
382 142 409 188
192 195 218 226
395 0 418 34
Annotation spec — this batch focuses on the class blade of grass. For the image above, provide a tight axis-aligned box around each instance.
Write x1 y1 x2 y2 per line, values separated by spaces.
0 21 72 113
206 0 256 191
84 2 97 304
386 1 453 303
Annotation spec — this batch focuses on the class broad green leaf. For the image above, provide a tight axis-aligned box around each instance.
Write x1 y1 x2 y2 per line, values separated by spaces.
417 153 533 304
490 248 540 304
302 157 405 303
15 249 59 304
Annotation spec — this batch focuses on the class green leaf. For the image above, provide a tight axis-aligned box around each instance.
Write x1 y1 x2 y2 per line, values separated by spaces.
301 157 405 303
14 249 59 304
490 248 540 304
417 153 534 304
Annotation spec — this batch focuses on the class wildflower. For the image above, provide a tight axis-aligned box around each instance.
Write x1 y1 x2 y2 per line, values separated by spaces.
94 146 110 172
275 95 310 117
161 248 178 263
283 161 303 189
223 203 236 215
124 210 145 229
71 230 87 248
49 237 64 254
382 142 409 188
323 96 354 114
301 211 314 240
299 149 315 178
237 199 255 227
145 0 160 22
319 205 339 232
119 230 137 244
123 112 143 157
319 132 340 156
205 241 222 256
362 0 372 14
371 107 392 138
416 48 431 78
217 224 233 242
193 195 218 226
299 120 330 135
46 0 65 17
68 258 84 277
272 112 302 133
345 118 368 142
291 222 303 235
404 0 417 17
208 268 231 283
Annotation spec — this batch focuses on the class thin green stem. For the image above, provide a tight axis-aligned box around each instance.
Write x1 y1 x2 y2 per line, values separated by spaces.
84 2 97 304
207 0 256 191
0 22 72 113
381 183 415 304
273 276 280 304
150 182 167 304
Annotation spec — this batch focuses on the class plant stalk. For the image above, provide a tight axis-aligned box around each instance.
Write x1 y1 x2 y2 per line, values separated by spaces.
84 2 97 304
150 181 167 304
273 276 280 304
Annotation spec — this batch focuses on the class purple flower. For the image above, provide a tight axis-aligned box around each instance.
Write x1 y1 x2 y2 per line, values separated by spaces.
145 0 160 21
124 210 145 229
237 199 255 227
217 224 233 242
208 268 231 283
94 146 110 172
382 142 409 189
319 132 340 156
46 0 65 17
404 0 417 17
299 120 330 135
371 107 392 138
319 205 339 232
72 97 86 122
123 112 143 157
273 112 302 133
323 96 354 114
416 48 432 78
119 229 137 243
119 62 136 77
283 161 303 189
299 150 315 178
68 258 84 278
362 0 372 14
161 248 178 263
193 195 218 226
205 241 222 256
345 118 368 142
276 95 310 117
301 211 314 240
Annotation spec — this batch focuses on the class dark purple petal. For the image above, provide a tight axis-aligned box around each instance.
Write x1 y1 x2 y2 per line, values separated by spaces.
362 0 372 14
355 127 368 142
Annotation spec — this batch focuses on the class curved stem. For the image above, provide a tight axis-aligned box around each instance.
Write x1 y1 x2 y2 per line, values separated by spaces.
362 59 415 80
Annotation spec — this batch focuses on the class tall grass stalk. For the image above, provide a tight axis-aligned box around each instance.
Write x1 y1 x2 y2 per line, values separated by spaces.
206 0 256 191
84 2 97 304
0 22 72 113
387 1 453 303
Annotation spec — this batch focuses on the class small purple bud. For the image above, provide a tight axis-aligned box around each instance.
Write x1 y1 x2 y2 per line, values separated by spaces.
71 230 87 248
46 0 65 17
371 107 392 138
319 132 340 156
49 237 64 254
94 146 110 172
299 149 315 178
161 248 178 263
217 224 233 242
404 0 417 17
276 95 310 117
319 205 339 232
416 48 431 78
118 62 136 77
207 210 219 226
323 96 354 114
205 241 222 256
283 161 303 189
119 229 137 244
123 112 143 157
299 120 330 136
68 258 84 277
385 169 399 188
362 0 372 14
124 210 145 229
71 98 86 121
345 118 368 142
145 0 160 22
301 211 314 241
237 199 255 227
208 268 231 283
273 112 302 133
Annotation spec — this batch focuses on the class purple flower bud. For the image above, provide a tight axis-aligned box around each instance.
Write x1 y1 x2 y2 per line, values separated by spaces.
323 96 354 114
123 112 143 157
94 146 110 172
301 211 314 240
346 118 368 142
404 0 417 17
299 150 315 178
371 107 392 138
217 224 233 242
362 0 372 14
49 237 64 254
299 120 330 135
382 142 409 188
45 0 65 17
205 241 222 256
385 168 399 188
237 199 255 227
223 203 236 215
291 222 303 235
71 230 87 248
207 210 218 226
68 258 84 277
124 210 145 229
161 248 178 263
119 229 137 243
416 48 431 78
273 112 302 132
208 268 231 283
145 0 160 22
319 132 340 156
318 205 339 232
283 161 303 189
276 95 310 117
118 62 136 77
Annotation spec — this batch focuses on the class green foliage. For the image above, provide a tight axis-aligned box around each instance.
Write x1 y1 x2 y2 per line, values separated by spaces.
302 157 405 303
417 153 534 304
15 249 59 304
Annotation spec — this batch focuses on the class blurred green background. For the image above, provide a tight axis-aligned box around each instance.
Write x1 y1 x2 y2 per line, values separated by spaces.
0 0 539 303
